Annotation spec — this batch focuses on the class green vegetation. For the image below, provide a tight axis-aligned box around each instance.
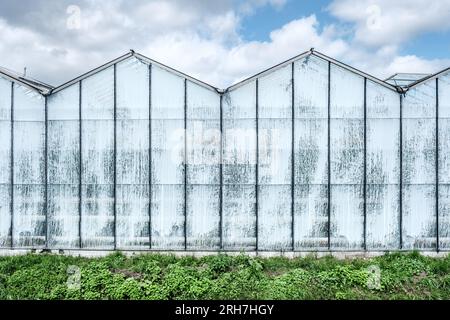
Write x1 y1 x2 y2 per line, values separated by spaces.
0 251 449 300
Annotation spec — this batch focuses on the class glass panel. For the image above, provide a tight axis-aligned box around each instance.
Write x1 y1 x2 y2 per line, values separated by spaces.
294 184 328 248
0 78 11 121
366 184 400 249
117 120 149 185
80 184 114 248
222 184 256 250
330 65 364 250
151 66 184 119
0 184 11 247
81 120 114 185
293 56 328 250
258 185 291 250
48 84 78 120
151 119 184 184
366 80 401 249
81 67 114 120
151 184 184 249
403 83 436 250
0 121 11 184
223 81 256 119
116 184 149 249
13 185 45 247
116 58 149 120
47 184 79 248
48 121 79 184
13 85 44 121
258 64 291 119
222 119 256 184
186 185 220 249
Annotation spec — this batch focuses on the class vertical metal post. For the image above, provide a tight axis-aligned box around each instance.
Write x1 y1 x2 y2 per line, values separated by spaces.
44 96 48 248
255 79 259 251
436 78 440 252
399 94 403 249
78 81 82 248
363 78 367 251
10 82 14 248
184 79 187 251
219 94 223 250
291 62 295 251
148 64 152 249
327 61 331 250
113 64 117 250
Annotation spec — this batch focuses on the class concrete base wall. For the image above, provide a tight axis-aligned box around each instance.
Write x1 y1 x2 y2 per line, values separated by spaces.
0 249 448 259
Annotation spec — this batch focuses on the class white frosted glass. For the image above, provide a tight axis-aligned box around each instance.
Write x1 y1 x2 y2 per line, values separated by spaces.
0 77 11 120
81 184 114 249
14 121 45 184
116 184 149 249
294 184 328 249
47 184 79 248
258 185 291 250
152 65 184 120
48 84 79 120
186 120 220 184
366 184 400 249
13 85 45 121
151 184 184 249
117 120 149 184
222 184 256 250
330 184 364 250
13 185 45 247
223 81 256 120
403 82 436 119
48 121 79 184
81 67 114 120
0 122 11 184
186 185 220 249
81 120 114 184
402 184 436 249
116 57 149 120
151 119 184 184
294 55 328 119
330 65 364 119
222 119 256 184
0 184 11 247
187 81 220 120
258 64 291 119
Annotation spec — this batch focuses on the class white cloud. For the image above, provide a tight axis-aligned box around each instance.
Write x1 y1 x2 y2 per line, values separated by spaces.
0 0 449 89
328 0 450 47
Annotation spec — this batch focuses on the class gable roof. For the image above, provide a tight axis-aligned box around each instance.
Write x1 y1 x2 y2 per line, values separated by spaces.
1 48 449 96
0 66 53 94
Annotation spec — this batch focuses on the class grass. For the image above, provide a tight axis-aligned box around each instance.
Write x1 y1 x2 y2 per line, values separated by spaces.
0 251 449 300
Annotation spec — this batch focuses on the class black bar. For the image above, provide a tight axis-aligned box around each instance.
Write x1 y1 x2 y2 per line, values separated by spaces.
327 61 331 250
363 78 367 251
44 96 48 248
113 64 117 250
436 78 439 252
291 62 295 251
148 64 152 249
219 94 223 250
399 94 403 250
184 79 187 251
255 79 259 251
78 81 82 248
10 82 14 248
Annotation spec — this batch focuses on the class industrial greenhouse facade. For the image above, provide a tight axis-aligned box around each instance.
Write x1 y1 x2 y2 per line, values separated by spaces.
0 49 448 252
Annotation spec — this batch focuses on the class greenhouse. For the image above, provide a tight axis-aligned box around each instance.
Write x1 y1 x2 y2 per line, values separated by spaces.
0 48 448 252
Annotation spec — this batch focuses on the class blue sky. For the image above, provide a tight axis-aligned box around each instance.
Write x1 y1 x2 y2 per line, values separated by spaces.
0 0 450 87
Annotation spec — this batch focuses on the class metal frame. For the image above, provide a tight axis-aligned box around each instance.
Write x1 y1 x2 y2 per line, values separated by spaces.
327 61 331 250
255 79 259 251
436 78 440 252
44 96 49 248
363 78 367 250
148 64 153 249
113 64 118 250
219 94 224 250
290 62 295 251
9 82 14 248
78 81 83 248
184 79 188 250
399 94 404 249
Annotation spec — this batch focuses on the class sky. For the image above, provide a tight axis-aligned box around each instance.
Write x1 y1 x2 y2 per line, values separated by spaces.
1 0 450 88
